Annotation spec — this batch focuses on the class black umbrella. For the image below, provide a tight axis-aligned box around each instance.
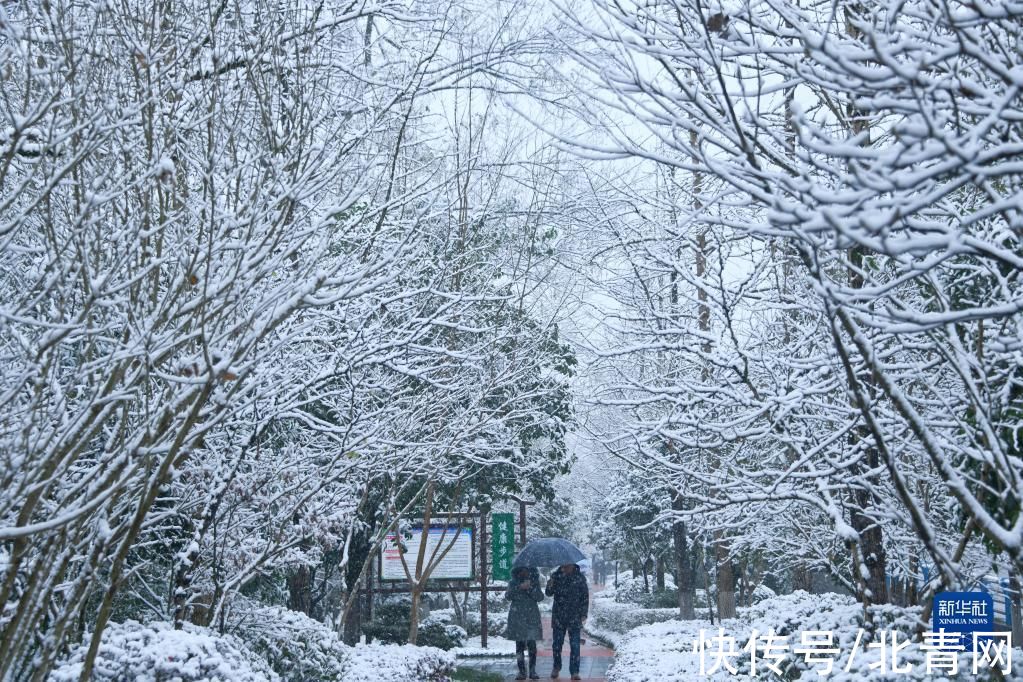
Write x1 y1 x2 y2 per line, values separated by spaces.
512 537 586 568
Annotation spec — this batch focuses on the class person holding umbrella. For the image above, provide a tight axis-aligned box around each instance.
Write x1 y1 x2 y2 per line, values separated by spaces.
512 538 588 680
545 562 588 680
505 566 544 680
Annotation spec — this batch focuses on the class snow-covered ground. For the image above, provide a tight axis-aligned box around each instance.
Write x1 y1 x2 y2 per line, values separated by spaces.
603 590 1022 681
49 613 456 682
338 642 455 682
585 573 691 648
454 635 519 657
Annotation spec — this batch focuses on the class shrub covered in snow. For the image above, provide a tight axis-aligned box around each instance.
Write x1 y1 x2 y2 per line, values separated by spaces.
49 620 278 682
362 595 415 644
741 591 1020 681
230 600 457 679
635 589 678 609
747 582 777 605
606 591 1022 682
362 591 499 648
438 588 509 637
590 599 679 642
419 614 468 650
48 605 457 682
607 616 740 680
457 606 508 638
360 596 467 649
611 575 657 604
339 642 455 682
631 586 732 610
228 600 348 680
589 584 681 644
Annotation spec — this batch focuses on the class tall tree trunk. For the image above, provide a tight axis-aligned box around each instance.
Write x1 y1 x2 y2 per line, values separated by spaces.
673 508 697 619
1010 574 1023 648
694 200 736 620
287 566 313 616
792 563 812 593
342 588 362 646
714 532 736 619
409 586 423 645
843 0 889 610
849 467 889 605
343 525 372 645
450 590 465 629
847 246 890 607
701 543 716 625
407 482 437 646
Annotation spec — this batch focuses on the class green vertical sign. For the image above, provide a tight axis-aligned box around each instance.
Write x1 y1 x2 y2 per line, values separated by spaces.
491 513 516 581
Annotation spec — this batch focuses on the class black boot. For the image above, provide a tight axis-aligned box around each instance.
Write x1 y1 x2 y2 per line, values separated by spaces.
528 650 539 679
516 653 527 680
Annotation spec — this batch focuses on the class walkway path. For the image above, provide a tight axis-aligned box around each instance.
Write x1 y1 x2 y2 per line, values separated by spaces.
458 583 614 681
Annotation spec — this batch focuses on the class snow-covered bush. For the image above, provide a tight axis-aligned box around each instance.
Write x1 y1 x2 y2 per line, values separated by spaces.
49 620 277 682
431 592 508 638
459 607 508 639
339 643 455 682
361 595 467 649
448 593 511 617
590 578 690 638
606 617 735 680
743 590 861 637
635 585 706 609
228 600 348 680
607 591 1022 681
611 576 653 603
362 595 415 644
418 614 467 650
742 591 1020 681
589 588 678 645
228 599 459 678
748 583 776 606
590 599 679 639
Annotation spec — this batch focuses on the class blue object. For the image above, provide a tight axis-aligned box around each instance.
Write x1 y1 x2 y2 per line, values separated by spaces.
932 591 995 649
1002 578 1013 627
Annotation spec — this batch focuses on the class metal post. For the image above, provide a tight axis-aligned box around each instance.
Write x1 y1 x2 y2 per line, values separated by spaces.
519 500 527 547
1010 574 1023 647
512 497 534 549
365 563 374 642
480 508 489 649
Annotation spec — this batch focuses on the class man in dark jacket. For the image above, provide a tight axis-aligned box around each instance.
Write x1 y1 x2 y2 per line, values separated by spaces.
545 563 588 679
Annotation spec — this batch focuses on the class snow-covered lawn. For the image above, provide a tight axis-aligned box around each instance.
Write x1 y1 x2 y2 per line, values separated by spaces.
607 618 737 681
454 636 518 657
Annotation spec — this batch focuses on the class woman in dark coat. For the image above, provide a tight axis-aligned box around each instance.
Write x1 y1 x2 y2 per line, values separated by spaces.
505 566 544 679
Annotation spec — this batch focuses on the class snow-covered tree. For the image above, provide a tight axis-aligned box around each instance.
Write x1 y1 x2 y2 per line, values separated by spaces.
0 0 576 676
555 0 1023 619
